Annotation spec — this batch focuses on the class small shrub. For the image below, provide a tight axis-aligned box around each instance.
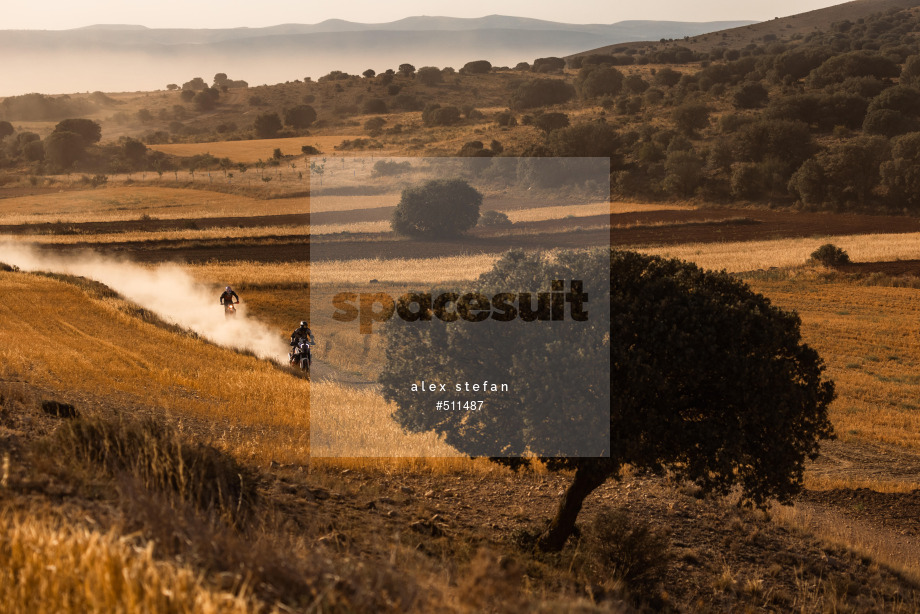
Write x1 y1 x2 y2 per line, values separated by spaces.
335 138 382 151
362 98 388 114
372 160 412 177
422 104 461 126
810 243 851 267
494 110 517 127
479 210 512 227
510 79 575 110
583 507 670 598
364 117 387 134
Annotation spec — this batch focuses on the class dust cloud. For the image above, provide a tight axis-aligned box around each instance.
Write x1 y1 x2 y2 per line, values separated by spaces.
0 241 291 362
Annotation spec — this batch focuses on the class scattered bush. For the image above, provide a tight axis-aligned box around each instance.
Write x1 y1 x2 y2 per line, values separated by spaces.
863 108 919 137
510 79 575 110
733 82 769 109
479 210 512 227
362 98 388 114
372 160 412 176
653 68 682 88
392 94 423 111
810 243 851 267
494 110 517 127
807 51 900 87
422 104 461 126
532 57 566 73
533 112 570 133
461 60 492 74
583 507 670 598
53 118 101 144
284 105 317 129
576 66 624 99
416 66 444 86
672 103 710 136
364 117 387 134
253 112 282 138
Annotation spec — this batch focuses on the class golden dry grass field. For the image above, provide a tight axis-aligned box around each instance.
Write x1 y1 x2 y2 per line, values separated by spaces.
0 271 458 463
749 277 920 454
644 232 920 273
0 186 308 224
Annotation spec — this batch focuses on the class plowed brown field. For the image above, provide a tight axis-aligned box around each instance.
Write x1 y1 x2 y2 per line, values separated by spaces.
14 207 920 264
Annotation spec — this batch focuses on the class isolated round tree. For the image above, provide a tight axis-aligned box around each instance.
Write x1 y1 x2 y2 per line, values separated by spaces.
391 178 483 237
380 249 835 551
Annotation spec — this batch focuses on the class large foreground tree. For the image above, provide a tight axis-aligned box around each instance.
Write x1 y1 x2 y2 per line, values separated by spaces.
380 250 835 551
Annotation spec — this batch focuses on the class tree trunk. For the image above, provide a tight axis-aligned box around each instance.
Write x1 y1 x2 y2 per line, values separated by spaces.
538 465 611 552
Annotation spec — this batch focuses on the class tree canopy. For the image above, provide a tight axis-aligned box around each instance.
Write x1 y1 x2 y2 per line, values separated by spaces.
391 178 482 237
380 250 835 551
53 118 101 144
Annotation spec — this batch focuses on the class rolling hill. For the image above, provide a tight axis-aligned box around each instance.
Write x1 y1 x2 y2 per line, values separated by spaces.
569 0 920 57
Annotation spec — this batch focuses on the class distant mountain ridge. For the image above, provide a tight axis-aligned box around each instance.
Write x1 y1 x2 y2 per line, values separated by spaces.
16 16 756 40
0 15 755 96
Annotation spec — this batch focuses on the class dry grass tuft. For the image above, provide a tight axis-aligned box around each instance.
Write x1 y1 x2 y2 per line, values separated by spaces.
55 416 258 523
0 513 259 614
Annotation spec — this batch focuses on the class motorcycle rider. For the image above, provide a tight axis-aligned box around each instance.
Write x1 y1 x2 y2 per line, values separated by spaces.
290 320 316 363
291 320 316 346
219 286 240 308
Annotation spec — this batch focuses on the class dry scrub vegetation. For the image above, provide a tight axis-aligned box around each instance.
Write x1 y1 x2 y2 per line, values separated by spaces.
148 135 366 162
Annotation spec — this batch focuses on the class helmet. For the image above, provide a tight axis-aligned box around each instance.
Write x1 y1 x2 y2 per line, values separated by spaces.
300 321 308 327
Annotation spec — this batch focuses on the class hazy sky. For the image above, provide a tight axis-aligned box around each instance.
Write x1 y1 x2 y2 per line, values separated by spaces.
6 0 846 30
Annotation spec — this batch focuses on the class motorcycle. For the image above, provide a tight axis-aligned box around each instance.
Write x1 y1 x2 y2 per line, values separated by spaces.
223 302 238 319
289 339 313 373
